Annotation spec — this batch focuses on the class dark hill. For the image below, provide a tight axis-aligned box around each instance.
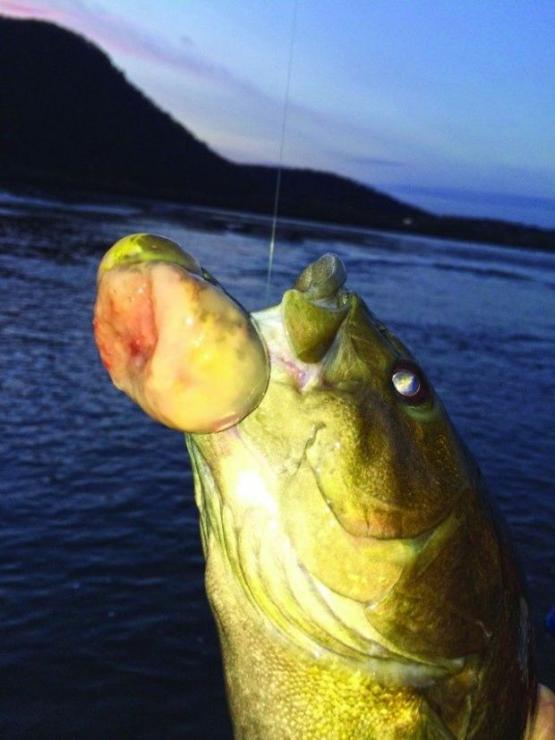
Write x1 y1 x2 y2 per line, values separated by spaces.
1 16 553 249
0 18 229 202
0 17 421 224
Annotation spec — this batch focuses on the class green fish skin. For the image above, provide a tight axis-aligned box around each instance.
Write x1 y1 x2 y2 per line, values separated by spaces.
94 240 552 739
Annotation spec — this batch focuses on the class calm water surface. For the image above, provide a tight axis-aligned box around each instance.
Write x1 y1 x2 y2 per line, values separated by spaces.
0 191 554 738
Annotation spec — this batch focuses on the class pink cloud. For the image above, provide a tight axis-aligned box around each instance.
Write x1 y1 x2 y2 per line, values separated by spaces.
1 0 77 27
1 0 344 135
0 0 404 169
1 0 263 95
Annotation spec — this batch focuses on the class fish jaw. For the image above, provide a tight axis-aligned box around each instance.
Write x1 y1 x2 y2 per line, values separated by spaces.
93 234 270 433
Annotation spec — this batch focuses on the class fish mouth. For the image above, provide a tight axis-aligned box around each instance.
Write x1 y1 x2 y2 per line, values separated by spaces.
95 237 461 542
93 237 356 433
249 252 354 391
278 252 352 364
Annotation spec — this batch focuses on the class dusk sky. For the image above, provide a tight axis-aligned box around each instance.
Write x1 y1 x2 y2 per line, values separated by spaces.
3 0 555 226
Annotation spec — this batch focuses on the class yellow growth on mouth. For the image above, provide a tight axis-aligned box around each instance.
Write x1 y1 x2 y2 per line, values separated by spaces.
93 235 269 433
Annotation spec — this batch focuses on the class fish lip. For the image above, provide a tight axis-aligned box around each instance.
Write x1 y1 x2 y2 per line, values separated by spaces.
251 303 324 390
95 257 271 433
251 294 354 391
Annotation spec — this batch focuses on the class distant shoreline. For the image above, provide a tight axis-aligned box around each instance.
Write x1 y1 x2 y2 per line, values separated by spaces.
3 16 554 254
3 180 554 255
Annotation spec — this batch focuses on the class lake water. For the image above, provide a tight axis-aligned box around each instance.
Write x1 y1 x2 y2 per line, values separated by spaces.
0 190 553 738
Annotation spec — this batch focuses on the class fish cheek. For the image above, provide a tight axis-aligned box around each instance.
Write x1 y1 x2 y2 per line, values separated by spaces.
279 459 407 604
395 406 471 522
304 391 468 539
320 306 469 536
365 491 503 660
303 393 396 537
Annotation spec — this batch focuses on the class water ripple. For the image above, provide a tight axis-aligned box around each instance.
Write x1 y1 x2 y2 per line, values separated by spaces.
0 197 553 738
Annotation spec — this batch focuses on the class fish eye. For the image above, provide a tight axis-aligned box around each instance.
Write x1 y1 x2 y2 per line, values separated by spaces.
391 362 429 405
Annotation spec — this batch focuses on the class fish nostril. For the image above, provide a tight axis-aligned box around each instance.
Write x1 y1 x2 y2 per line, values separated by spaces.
294 253 347 299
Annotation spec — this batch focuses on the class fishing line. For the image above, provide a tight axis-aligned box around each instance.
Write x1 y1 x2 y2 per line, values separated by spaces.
265 0 298 301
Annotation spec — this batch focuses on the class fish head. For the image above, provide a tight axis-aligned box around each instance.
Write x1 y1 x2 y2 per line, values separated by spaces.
243 251 471 542
94 236 469 537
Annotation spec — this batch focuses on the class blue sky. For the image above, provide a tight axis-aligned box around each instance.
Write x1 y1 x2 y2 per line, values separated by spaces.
3 0 555 226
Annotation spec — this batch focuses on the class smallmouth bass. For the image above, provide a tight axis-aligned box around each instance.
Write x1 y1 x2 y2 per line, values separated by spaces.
94 234 554 739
